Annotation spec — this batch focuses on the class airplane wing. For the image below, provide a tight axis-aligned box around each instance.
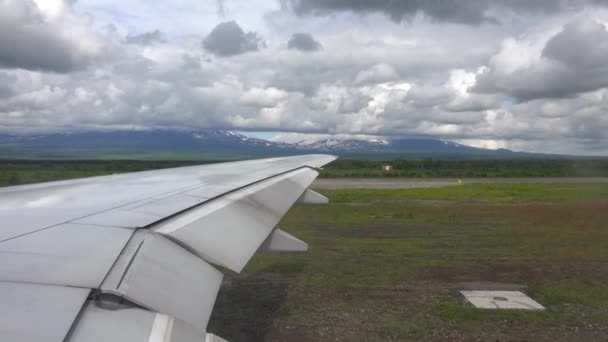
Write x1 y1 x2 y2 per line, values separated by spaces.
0 154 336 342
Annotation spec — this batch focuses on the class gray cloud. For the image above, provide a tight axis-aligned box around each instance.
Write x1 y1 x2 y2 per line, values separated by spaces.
202 21 264 56
0 0 107 72
287 32 322 51
474 17 608 100
125 30 167 45
286 0 604 25
0 72 15 98
508 93 608 144
542 18 608 70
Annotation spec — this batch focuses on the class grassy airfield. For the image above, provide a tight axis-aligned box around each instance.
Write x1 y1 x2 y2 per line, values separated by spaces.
1 160 606 340
209 183 608 341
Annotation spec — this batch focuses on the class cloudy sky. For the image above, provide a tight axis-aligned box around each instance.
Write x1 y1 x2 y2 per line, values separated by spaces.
1 0 608 154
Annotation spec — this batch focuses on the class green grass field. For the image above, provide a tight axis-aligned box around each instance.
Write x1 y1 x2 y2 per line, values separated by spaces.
208 183 608 341
323 183 608 203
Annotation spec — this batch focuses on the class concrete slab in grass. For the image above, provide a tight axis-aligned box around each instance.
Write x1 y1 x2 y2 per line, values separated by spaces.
460 290 545 310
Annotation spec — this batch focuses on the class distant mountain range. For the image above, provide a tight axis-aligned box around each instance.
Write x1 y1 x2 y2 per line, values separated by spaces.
0 129 555 159
292 137 513 155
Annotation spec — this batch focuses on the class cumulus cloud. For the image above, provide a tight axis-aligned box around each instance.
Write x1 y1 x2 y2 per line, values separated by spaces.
474 17 608 100
125 30 167 45
442 69 500 112
0 0 109 72
285 0 602 25
542 18 608 69
287 32 322 51
202 21 264 56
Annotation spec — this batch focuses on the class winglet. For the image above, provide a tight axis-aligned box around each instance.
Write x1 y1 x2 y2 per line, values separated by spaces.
259 228 308 252
297 189 329 204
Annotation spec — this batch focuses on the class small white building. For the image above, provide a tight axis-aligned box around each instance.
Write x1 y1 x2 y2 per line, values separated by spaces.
381 164 393 171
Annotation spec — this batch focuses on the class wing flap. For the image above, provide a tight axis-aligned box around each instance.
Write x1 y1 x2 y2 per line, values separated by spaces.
68 304 212 342
153 167 319 273
100 231 223 331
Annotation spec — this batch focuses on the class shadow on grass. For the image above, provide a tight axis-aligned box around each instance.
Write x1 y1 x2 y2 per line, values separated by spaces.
207 263 304 342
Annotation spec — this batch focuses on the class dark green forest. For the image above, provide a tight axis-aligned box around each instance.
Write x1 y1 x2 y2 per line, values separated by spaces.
321 158 608 177
1 158 607 187
0 160 205 186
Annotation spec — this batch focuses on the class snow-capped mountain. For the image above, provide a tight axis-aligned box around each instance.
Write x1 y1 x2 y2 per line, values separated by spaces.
292 138 390 152
0 129 525 159
289 136 507 156
0 129 292 157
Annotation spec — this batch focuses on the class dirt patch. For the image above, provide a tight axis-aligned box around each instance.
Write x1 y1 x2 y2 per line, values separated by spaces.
272 285 441 341
264 322 316 342
207 272 292 341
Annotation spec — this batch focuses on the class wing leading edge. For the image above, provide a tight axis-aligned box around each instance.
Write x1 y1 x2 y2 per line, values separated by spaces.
0 154 336 341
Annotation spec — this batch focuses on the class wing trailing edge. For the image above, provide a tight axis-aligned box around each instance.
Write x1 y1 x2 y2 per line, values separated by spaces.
152 167 320 273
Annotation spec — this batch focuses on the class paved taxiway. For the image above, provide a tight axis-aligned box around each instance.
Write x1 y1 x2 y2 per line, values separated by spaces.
312 177 608 189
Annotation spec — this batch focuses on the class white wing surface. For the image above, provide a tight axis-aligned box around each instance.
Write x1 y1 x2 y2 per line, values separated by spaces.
0 154 336 342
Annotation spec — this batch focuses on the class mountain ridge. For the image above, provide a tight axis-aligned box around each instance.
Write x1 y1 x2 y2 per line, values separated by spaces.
0 129 562 160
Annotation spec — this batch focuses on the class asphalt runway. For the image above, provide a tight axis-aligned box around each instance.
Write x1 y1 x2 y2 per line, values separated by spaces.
312 177 608 189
